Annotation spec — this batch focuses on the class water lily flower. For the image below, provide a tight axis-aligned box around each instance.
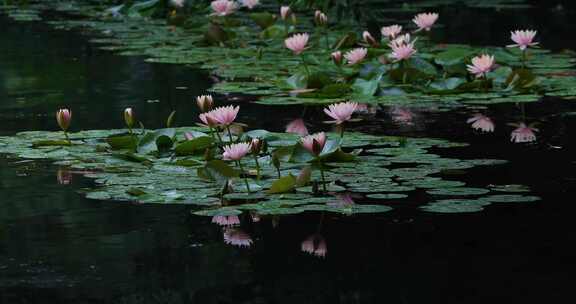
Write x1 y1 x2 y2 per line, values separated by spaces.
324 101 358 124
286 118 309 136
510 123 538 143
124 107 135 129
241 0 259 9
223 228 253 247
467 114 495 133
280 6 291 20
210 0 237 16
381 24 402 39
301 234 327 258
208 105 239 126
413 12 438 32
250 138 263 154
301 132 327 156
389 33 413 47
467 54 495 78
285 33 309 55
212 215 241 226
314 10 327 26
196 95 214 112
507 30 538 51
331 51 342 65
56 108 72 132
344 48 368 65
363 31 377 46
199 112 218 128
223 142 252 161
389 42 416 62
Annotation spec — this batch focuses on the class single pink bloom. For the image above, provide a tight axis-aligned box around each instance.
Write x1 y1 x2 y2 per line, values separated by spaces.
280 6 291 20
413 12 439 32
199 112 218 128
286 118 309 136
467 54 495 78
210 0 237 16
507 30 538 50
344 48 368 65
241 0 259 9
324 101 358 124
510 123 538 143
212 215 241 226
285 33 309 55
207 105 239 126
363 31 377 46
223 228 253 247
301 234 327 258
467 114 495 133
196 95 214 112
331 51 342 65
56 108 72 131
389 42 416 62
222 142 251 161
381 24 402 39
301 132 327 156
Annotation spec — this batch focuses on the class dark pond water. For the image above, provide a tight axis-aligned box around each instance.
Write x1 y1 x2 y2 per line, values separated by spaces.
2 4 576 303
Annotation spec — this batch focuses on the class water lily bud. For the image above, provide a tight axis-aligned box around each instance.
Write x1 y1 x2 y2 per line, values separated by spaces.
331 51 342 65
280 6 291 20
314 10 327 26
250 138 262 154
124 108 135 129
56 108 72 131
363 30 377 46
196 95 214 112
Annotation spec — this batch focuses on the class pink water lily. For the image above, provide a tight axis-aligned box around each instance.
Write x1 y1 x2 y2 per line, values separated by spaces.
199 112 218 128
344 48 368 65
389 33 413 47
210 0 237 16
381 24 402 39
301 234 327 258
301 132 327 156
413 12 438 32
507 29 538 50
324 101 358 124
285 33 309 55
212 215 240 226
510 123 538 143
331 51 342 65
241 0 259 9
389 42 416 62
467 54 495 78
223 228 253 247
196 95 214 112
207 105 239 126
467 114 494 133
56 108 72 131
280 6 291 20
223 142 252 161
286 118 309 136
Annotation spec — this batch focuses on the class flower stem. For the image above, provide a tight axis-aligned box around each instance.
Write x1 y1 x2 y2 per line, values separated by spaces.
521 49 527 69
63 131 70 144
226 126 234 143
253 154 261 180
317 157 327 192
236 160 251 193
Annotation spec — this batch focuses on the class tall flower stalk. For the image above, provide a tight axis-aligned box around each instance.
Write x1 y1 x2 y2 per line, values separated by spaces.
223 142 252 193
285 33 310 78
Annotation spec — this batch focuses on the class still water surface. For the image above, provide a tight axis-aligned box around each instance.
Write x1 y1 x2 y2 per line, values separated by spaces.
1 7 576 303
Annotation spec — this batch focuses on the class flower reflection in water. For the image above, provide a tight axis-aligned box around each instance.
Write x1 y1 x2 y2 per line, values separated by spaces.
301 234 327 258
286 118 309 136
211 215 240 226
56 169 73 185
467 114 495 133
390 107 414 125
223 228 253 248
510 122 538 143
